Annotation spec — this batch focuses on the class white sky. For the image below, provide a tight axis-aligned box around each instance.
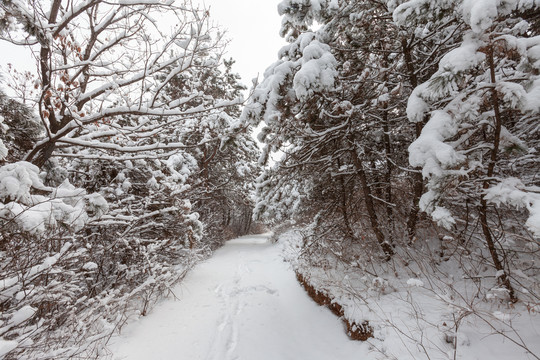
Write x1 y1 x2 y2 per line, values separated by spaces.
197 0 286 87
0 0 286 91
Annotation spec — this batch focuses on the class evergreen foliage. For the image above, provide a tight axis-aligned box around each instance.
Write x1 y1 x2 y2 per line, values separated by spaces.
246 0 540 328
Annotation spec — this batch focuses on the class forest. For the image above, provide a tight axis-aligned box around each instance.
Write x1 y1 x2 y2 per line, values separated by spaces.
0 0 539 359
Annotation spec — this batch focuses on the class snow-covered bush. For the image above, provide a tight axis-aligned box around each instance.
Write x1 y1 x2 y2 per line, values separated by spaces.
0 161 106 233
0 159 210 359
0 162 112 358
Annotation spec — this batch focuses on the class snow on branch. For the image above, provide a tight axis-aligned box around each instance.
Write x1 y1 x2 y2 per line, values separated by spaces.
2 0 240 166
485 178 540 238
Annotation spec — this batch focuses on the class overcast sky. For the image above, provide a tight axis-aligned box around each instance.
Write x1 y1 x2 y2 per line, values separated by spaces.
198 0 286 87
0 0 286 91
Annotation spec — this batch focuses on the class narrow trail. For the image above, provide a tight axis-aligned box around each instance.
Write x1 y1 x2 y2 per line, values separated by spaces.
109 233 369 360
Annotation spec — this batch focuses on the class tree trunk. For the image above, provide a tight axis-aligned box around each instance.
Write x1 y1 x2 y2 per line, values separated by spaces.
336 157 356 241
382 110 394 243
27 0 63 168
25 140 56 168
406 130 424 244
350 149 394 260
402 37 425 244
480 45 516 302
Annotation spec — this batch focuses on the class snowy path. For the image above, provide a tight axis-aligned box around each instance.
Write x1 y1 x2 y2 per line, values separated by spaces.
109 233 369 360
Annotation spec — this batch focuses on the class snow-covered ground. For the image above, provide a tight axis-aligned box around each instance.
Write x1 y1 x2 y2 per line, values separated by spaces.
108 233 369 360
108 231 540 360
279 229 540 360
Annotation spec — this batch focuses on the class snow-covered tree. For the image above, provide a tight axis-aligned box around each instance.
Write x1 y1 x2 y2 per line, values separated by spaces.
166 58 259 246
0 0 243 167
246 0 413 258
0 1 259 358
402 0 540 301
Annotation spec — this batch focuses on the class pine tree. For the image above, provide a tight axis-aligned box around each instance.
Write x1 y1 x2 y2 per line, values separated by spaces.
405 0 540 301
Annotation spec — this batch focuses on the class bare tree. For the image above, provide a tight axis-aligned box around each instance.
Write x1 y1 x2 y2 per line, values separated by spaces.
1 0 241 167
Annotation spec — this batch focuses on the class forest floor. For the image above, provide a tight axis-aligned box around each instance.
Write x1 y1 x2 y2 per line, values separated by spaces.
107 233 369 360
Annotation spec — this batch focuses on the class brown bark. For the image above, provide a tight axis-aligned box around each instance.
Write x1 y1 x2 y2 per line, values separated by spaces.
402 37 424 244
336 157 356 241
382 110 394 234
350 150 394 259
40 0 63 131
30 0 64 167
479 45 516 302
25 141 56 168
